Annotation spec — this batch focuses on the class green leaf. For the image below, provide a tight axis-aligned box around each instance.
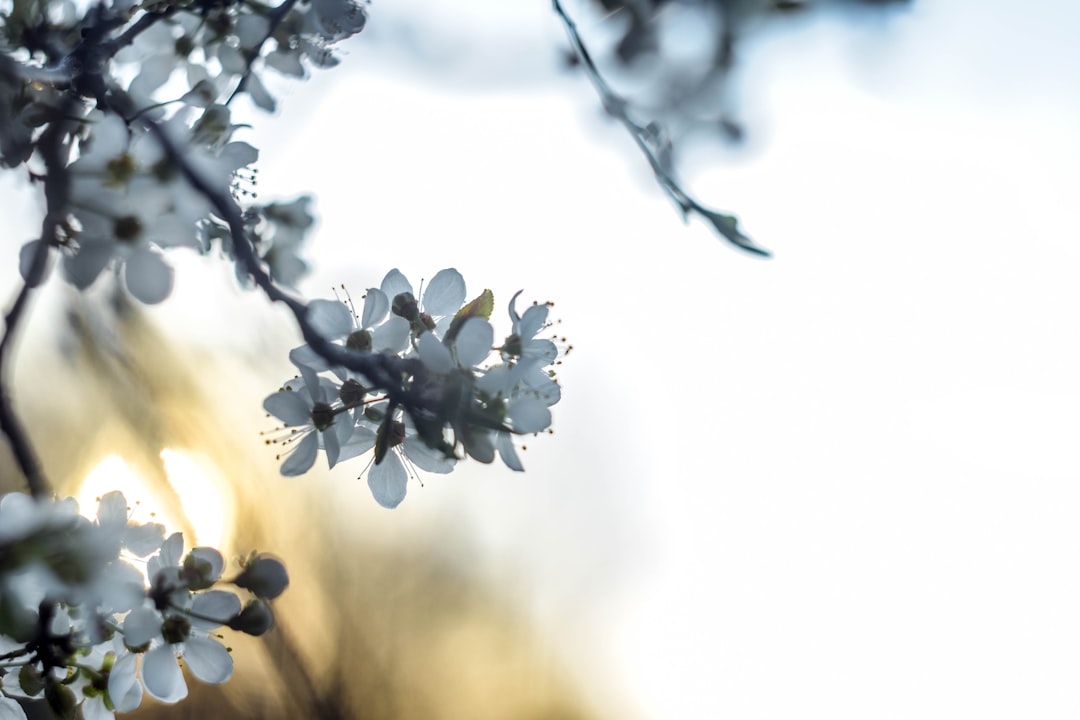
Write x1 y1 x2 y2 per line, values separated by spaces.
445 289 494 345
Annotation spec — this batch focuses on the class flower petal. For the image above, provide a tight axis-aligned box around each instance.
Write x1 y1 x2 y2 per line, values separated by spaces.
124 521 166 557
379 268 412 301
306 298 353 339
125 247 174 304
372 316 410 353
495 432 524 472
338 426 376 462
508 397 551 434
183 637 233 684
141 645 187 703
280 432 318 477
109 652 143 712
96 491 127 528
289 344 329 372
123 606 162 648
191 590 242 628
323 424 341 469
422 268 465 316
453 317 493 368
245 71 276 112
403 437 455 474
64 239 114 290
367 453 407 509
519 303 549 340
361 288 389 328
263 390 311 426
81 696 112 720
18 240 49 286
98 561 145 613
418 333 453 374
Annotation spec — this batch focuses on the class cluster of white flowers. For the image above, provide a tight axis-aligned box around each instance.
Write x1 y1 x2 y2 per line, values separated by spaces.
6 0 372 306
0 492 286 720
264 268 566 508
0 0 574 716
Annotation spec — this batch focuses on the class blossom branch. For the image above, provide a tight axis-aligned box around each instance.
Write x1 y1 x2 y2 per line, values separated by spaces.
139 115 423 411
226 0 302 106
552 0 769 257
105 6 179 57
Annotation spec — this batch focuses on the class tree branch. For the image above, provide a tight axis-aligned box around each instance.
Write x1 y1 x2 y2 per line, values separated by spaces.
0 95 77 499
226 0 301 106
552 0 770 257
140 115 428 413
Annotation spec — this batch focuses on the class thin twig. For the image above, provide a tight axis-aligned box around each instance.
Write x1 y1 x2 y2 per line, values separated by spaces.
105 6 179 56
226 0 301 106
141 116 423 412
552 0 769 257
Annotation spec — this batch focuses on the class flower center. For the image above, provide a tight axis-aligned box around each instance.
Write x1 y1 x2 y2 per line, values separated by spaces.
346 329 372 352
113 215 143 243
310 401 335 431
104 153 137 187
161 614 192 645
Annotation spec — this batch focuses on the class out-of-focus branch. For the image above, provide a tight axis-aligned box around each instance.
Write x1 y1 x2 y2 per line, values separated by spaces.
553 0 770 257
0 94 77 500
0 277 49 499
105 6 178 56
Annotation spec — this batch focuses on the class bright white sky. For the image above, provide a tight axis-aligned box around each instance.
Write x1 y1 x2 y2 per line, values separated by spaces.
4 1 1080 718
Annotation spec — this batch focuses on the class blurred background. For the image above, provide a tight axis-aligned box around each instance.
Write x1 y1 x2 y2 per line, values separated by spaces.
2 0 1080 718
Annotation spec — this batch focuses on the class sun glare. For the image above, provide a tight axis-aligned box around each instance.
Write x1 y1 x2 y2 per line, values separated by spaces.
76 450 230 549
160 449 230 548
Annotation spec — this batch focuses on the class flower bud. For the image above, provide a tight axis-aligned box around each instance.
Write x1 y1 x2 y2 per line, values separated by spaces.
233 555 289 599
229 599 274 636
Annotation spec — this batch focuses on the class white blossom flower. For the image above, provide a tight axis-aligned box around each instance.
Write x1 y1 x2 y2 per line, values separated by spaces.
61 108 256 304
502 291 559 368
287 289 409 376
258 196 315 288
94 491 165 558
124 538 238 703
417 316 493 374
341 410 455 509
122 593 236 703
263 368 356 475
381 267 467 340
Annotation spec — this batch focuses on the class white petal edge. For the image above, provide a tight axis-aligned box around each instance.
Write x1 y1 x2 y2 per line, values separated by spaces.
108 652 143 713
368 453 407 509
141 645 187 703
495 432 524 472
454 318 493 368
422 268 466 316
280 432 318 477
125 247 174 305
183 636 234 684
